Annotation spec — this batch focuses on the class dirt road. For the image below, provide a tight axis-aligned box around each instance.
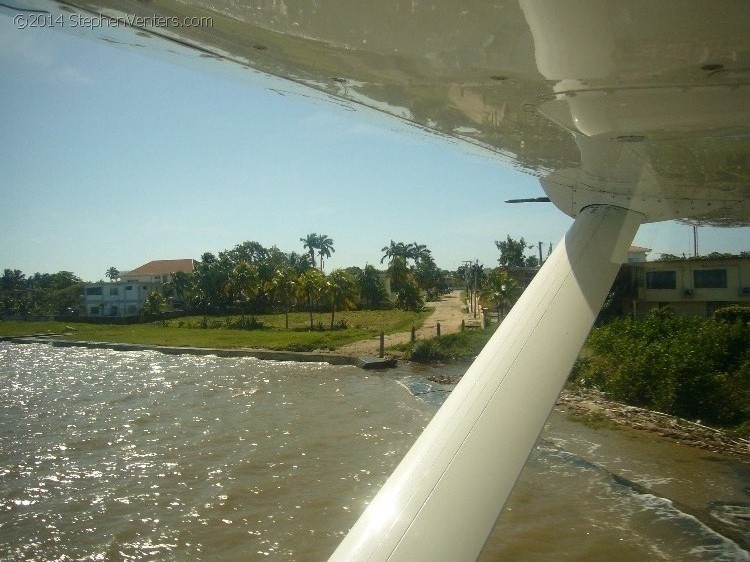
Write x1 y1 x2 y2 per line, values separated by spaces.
336 290 478 356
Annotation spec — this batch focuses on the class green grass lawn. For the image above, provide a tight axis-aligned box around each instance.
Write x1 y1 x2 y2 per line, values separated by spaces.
0 309 431 352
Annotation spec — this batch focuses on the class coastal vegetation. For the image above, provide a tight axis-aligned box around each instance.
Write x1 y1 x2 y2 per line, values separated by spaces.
144 236 448 316
0 309 430 352
394 324 499 363
0 234 458 353
0 269 83 317
570 307 750 435
1 236 454 323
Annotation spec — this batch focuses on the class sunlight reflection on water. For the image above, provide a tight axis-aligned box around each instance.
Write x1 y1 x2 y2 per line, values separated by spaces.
1 343 747 561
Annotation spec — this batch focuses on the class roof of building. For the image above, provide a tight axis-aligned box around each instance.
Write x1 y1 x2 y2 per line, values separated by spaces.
628 246 652 253
125 259 195 276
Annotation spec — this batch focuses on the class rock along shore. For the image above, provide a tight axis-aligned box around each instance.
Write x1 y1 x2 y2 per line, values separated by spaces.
426 372 749 463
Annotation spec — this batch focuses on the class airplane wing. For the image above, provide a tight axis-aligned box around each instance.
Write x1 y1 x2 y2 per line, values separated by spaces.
15 0 748 226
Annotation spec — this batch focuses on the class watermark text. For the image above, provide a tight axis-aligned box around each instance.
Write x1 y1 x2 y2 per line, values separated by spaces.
13 12 214 30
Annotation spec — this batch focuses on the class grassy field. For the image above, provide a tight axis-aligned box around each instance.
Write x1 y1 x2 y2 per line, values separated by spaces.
0 309 431 352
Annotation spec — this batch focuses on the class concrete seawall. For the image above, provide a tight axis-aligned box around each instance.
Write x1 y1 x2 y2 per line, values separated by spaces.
0 336 397 370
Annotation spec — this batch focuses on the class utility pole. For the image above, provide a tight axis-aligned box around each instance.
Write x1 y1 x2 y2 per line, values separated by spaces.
473 259 480 319
538 241 543 266
462 260 473 312
693 225 699 257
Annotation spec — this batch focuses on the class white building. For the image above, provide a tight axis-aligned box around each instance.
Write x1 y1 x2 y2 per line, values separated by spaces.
627 245 651 263
85 259 195 317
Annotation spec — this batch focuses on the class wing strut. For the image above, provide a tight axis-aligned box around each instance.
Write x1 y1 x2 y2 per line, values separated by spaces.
330 205 644 561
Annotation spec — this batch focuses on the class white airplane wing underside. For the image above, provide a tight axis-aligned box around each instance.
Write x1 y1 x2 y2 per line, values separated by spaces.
8 0 750 225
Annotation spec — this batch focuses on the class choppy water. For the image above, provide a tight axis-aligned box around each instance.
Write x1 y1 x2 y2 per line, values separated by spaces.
1 343 748 560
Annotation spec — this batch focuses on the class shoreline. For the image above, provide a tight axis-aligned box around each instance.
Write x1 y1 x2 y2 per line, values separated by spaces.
4 335 747 463
426 372 749 464
556 386 750 463
0 335 397 370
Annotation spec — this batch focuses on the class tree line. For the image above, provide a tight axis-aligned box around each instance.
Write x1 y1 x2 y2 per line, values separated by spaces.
2 234 543 322
136 236 452 326
0 269 82 318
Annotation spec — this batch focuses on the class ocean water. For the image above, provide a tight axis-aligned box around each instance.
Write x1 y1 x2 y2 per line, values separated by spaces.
1 343 748 560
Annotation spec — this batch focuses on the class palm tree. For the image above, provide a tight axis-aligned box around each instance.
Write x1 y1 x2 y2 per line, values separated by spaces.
395 279 424 312
166 271 190 309
317 234 335 272
469 261 485 316
380 240 408 265
413 255 443 296
296 268 325 330
267 267 296 328
359 264 387 309
327 269 358 329
409 242 432 264
480 269 520 318
287 251 313 275
105 267 120 282
225 261 259 321
1 269 26 291
300 233 319 269
193 252 231 313
387 255 411 293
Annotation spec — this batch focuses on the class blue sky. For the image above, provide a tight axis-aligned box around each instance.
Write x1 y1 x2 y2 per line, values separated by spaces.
1 12 747 282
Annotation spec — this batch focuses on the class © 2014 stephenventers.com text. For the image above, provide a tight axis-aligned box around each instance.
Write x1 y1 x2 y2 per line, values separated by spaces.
13 12 214 30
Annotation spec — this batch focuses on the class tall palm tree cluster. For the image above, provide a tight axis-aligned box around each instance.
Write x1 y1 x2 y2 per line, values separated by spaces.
162 238 389 329
299 233 335 271
380 240 448 309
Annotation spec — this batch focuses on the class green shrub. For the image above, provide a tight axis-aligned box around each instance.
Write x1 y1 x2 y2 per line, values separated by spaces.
571 308 749 428
713 305 750 324
406 325 497 363
332 319 348 331
223 316 264 330
395 280 425 312
409 338 445 362
284 342 317 352
199 317 223 329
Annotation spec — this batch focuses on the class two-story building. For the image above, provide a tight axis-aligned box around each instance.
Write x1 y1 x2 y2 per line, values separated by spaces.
613 254 750 318
85 259 195 317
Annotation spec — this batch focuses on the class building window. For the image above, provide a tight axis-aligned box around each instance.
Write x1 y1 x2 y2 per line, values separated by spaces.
90 306 100 315
109 287 119 296
646 271 676 290
86 286 103 296
694 269 727 289
125 285 133 291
